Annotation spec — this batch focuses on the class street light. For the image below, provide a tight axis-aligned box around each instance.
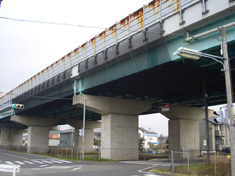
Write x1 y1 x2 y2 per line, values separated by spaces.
174 47 225 70
174 42 234 174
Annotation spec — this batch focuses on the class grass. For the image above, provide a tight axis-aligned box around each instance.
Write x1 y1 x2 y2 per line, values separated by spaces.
150 156 231 176
41 153 114 162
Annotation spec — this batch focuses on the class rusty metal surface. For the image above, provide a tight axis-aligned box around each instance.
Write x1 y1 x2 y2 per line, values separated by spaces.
0 0 200 110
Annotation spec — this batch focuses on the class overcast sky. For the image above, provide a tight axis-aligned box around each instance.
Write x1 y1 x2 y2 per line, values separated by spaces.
0 0 153 93
0 0 170 136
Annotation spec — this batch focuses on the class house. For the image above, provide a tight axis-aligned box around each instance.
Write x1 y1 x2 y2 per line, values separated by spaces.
139 127 161 149
199 116 230 152
59 129 76 148
22 129 60 147
49 134 60 147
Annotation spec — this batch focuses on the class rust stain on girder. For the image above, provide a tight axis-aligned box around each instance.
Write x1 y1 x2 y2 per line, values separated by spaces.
147 0 160 14
67 53 71 58
91 37 96 49
120 16 129 30
109 24 117 37
73 48 79 54
98 31 105 39
81 43 87 53
130 7 144 30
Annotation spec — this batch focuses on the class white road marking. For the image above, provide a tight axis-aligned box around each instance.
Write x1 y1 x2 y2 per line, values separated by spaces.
31 165 82 171
24 161 34 164
31 160 44 164
15 161 25 165
5 161 14 165
73 167 81 171
40 165 48 167
40 160 53 164
50 160 63 163
138 165 160 176
58 160 73 163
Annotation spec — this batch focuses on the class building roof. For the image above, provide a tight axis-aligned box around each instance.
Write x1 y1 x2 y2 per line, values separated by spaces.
49 134 60 139
59 129 74 134
139 127 158 135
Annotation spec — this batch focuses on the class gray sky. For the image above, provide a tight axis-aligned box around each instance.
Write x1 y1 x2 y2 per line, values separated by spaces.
0 0 152 93
0 0 170 136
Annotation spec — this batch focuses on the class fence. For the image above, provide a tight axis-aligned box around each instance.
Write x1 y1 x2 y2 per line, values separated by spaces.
170 150 231 176
0 145 168 161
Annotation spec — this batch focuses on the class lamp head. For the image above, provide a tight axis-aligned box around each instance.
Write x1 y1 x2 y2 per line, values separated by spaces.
173 47 201 60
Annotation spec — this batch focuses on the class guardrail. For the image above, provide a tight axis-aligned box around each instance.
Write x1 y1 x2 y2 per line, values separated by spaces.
0 164 20 176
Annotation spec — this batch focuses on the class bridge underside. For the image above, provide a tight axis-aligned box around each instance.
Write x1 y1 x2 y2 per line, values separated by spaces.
1 9 235 127
2 41 233 126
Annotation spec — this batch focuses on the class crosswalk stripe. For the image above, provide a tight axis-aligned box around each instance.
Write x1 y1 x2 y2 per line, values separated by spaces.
5 161 14 165
24 161 34 164
58 160 73 163
40 160 53 164
3 159 73 165
15 161 25 165
50 160 63 163
31 160 44 164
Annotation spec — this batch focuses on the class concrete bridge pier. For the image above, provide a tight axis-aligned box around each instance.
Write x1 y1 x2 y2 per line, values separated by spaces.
159 105 213 158
11 115 59 153
66 119 101 152
0 126 25 147
73 94 151 160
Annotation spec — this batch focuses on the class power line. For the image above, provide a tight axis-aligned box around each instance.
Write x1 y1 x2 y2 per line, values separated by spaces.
0 16 105 30
0 16 182 36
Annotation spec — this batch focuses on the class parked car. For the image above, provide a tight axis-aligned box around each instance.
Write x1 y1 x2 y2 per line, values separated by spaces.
147 150 157 154
222 147 230 153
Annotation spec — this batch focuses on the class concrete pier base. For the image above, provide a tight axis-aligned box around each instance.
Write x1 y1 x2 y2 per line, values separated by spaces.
0 127 24 146
160 105 213 158
101 114 138 160
78 128 94 153
73 94 151 160
11 115 59 153
67 119 101 153
28 126 49 153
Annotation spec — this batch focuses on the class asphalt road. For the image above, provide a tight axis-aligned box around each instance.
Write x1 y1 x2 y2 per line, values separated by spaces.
0 149 171 176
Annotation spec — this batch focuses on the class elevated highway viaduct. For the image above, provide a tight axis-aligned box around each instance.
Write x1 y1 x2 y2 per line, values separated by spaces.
1 0 235 161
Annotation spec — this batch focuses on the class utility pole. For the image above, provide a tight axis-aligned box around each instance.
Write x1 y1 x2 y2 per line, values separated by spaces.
203 82 210 164
82 97 86 161
221 27 235 176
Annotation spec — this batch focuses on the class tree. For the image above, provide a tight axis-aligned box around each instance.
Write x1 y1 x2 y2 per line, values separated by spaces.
139 137 145 152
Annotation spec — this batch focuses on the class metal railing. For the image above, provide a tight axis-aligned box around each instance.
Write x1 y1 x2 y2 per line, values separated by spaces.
0 145 168 161
0 0 200 111
0 164 20 176
170 150 231 176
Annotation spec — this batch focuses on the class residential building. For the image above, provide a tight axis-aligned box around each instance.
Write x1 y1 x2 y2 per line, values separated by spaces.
199 116 230 152
139 127 161 149
59 129 76 148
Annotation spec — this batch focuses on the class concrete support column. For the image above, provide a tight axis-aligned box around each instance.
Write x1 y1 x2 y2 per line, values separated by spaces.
28 126 49 153
0 127 11 146
169 119 200 157
11 115 59 153
67 119 101 153
12 128 24 146
78 128 94 153
73 94 151 160
73 128 79 148
0 127 24 147
101 114 138 160
159 105 213 158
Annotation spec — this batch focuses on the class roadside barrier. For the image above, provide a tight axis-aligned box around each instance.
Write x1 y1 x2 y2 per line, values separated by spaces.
0 164 20 176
